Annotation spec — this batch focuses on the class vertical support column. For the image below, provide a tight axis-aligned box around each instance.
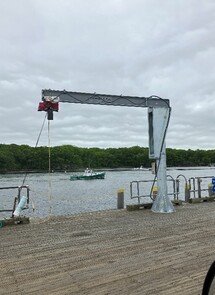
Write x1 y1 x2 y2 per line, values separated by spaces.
26 185 30 205
148 106 175 213
185 183 191 202
151 143 175 213
117 189 124 209
208 183 213 197
197 178 202 198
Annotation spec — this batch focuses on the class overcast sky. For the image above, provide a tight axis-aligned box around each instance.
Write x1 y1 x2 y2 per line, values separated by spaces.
1 0 215 150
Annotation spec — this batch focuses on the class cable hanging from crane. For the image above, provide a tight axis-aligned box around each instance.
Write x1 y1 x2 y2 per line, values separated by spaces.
18 112 53 219
20 112 48 189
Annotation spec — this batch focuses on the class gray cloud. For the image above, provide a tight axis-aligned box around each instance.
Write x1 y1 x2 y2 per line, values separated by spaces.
0 0 215 149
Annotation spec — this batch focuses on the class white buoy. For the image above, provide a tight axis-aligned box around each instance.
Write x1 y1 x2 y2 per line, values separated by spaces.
13 196 27 217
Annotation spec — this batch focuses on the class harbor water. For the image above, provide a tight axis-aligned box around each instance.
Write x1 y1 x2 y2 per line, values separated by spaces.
0 167 215 219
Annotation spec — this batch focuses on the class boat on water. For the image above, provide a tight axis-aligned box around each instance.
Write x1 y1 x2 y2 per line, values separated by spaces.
133 165 149 171
70 168 105 180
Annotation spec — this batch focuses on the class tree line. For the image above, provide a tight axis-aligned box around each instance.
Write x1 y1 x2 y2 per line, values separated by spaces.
0 144 215 173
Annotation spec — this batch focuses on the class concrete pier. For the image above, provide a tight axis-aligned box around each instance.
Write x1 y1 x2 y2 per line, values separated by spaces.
0 202 215 295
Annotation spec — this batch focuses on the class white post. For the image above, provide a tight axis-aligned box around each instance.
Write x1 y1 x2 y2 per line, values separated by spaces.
151 142 175 213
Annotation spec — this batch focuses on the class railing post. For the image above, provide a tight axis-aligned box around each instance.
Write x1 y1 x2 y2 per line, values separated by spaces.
208 183 213 197
185 183 191 202
117 189 124 209
152 186 158 200
197 177 202 198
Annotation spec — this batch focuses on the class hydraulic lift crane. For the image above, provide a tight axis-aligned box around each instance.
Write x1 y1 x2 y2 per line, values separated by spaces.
38 89 175 213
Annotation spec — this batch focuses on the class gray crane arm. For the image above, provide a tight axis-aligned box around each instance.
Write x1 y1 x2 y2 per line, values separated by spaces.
42 89 169 108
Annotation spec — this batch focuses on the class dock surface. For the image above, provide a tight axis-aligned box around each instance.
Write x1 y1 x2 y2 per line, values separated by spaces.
0 202 215 295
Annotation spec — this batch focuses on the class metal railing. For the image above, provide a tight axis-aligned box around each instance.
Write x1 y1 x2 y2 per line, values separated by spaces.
130 176 177 204
187 176 214 199
0 185 30 217
130 174 214 203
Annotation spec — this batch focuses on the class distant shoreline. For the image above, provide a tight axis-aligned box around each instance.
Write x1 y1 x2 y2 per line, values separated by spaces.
0 166 215 174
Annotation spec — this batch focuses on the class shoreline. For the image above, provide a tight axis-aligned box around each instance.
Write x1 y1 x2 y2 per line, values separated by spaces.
0 165 215 174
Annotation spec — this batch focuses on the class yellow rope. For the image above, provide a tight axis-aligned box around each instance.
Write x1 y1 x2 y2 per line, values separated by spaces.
48 120 52 216
31 120 53 225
